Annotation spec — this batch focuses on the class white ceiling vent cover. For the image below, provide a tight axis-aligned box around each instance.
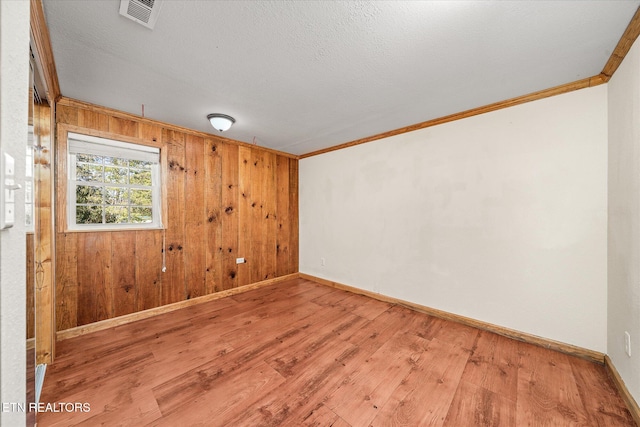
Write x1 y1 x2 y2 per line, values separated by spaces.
119 0 163 30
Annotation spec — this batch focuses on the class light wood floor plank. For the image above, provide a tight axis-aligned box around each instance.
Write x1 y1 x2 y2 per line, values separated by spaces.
443 380 516 427
38 279 635 426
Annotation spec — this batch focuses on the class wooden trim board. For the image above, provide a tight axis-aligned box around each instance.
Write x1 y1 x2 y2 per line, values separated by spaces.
30 0 61 101
299 273 605 364
300 6 640 159
34 102 56 365
601 6 640 81
57 97 299 160
605 355 640 426
56 273 299 341
300 75 605 159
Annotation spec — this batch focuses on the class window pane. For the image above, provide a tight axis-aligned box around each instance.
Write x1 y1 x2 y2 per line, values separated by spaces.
76 163 103 182
129 160 152 170
131 207 152 223
76 185 103 204
76 205 103 224
130 189 152 206
69 133 162 229
129 169 152 186
105 206 129 224
25 204 33 227
103 156 128 167
105 187 129 205
105 166 127 184
77 153 102 164
25 181 32 204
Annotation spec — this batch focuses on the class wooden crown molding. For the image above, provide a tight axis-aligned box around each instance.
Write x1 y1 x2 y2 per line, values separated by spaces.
301 6 640 159
57 97 300 159
601 6 640 81
30 0 61 102
300 75 605 159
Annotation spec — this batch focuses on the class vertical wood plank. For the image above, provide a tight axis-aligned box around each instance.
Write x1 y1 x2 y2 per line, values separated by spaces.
205 139 223 293
139 123 162 145
275 156 290 277
56 105 78 126
26 233 35 339
34 102 55 363
55 126 69 233
109 116 139 138
184 134 206 299
237 146 253 287
55 232 78 331
111 231 137 317
135 230 163 311
221 144 239 290
163 129 186 304
250 149 264 283
77 109 109 132
262 152 277 281
77 233 112 325
289 159 299 273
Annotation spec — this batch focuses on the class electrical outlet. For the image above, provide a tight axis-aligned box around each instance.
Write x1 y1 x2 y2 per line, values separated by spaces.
320 257 325 267
624 331 631 357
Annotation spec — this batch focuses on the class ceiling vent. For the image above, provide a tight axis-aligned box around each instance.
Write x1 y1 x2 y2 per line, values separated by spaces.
119 0 163 29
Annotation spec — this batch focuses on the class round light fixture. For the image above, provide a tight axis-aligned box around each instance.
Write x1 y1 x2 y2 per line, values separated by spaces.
207 113 236 132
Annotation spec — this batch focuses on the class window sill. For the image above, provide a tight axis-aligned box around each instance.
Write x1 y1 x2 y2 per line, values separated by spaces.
63 225 166 233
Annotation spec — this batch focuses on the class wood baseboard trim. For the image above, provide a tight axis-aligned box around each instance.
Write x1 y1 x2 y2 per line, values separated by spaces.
605 355 640 426
56 273 299 341
299 273 605 364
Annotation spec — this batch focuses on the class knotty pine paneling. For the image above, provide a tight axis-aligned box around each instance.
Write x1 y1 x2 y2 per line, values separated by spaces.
237 146 253 287
55 233 78 331
163 129 186 306
55 104 299 329
184 134 206 300
221 144 239 291
276 157 291 277
27 233 35 339
205 139 223 293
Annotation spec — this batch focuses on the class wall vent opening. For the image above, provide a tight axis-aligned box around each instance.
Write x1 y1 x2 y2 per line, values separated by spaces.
119 0 163 30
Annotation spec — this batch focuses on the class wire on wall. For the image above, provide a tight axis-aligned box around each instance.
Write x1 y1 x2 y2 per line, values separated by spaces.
162 228 167 273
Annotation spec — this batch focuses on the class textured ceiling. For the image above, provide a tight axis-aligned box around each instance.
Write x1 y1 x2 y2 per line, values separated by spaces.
44 0 639 155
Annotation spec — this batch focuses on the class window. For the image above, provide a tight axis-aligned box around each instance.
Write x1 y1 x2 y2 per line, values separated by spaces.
67 132 162 230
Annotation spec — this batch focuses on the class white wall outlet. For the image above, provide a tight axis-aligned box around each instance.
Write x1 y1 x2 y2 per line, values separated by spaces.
236 257 246 264
320 257 325 267
624 331 631 357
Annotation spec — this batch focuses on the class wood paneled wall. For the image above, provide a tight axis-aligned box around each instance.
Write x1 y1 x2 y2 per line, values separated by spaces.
27 233 34 340
54 101 298 330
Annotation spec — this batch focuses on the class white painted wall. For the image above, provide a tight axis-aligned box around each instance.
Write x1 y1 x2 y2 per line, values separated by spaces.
300 85 608 352
0 0 29 425
608 36 640 404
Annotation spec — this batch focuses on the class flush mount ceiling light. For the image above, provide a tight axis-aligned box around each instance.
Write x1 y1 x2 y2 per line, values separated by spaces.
207 113 236 132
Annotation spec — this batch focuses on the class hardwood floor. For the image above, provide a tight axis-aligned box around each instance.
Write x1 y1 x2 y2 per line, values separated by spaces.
38 278 634 426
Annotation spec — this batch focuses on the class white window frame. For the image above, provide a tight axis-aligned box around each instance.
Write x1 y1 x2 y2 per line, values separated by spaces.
67 132 163 231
